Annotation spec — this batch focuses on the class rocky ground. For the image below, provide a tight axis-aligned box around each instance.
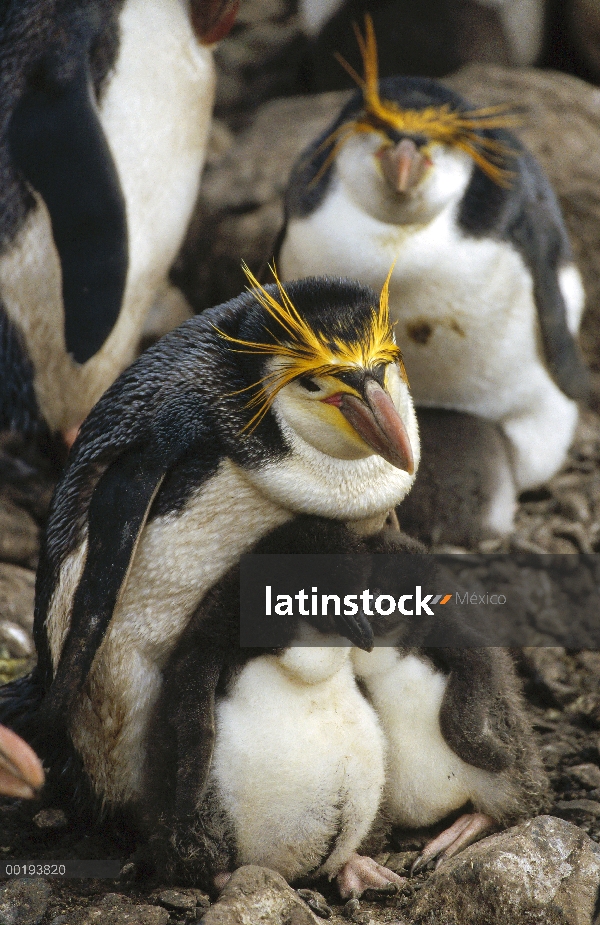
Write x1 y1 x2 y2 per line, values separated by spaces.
2 58 600 925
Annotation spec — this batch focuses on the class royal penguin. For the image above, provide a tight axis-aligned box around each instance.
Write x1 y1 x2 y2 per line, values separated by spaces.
0 0 236 446
1 269 418 818
278 17 587 534
138 516 416 898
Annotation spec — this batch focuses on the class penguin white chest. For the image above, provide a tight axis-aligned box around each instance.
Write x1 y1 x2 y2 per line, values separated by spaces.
0 0 215 432
351 650 495 828
211 646 386 882
282 185 542 420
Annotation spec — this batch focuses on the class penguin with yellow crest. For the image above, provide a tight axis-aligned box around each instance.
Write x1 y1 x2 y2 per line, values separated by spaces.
279 17 587 540
1 265 416 804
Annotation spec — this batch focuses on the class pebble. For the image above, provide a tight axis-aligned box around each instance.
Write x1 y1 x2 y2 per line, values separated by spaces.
156 890 197 914
200 865 319 924
0 878 51 925
33 809 68 831
566 763 600 789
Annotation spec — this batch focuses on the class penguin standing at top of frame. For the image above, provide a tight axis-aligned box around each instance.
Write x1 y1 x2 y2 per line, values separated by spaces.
0 0 237 446
278 17 587 536
1 268 418 814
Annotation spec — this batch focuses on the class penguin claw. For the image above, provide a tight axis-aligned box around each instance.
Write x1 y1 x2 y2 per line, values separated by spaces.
411 812 496 875
336 853 406 899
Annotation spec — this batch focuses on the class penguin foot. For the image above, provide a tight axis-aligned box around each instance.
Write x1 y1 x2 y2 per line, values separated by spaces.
0 724 44 799
335 853 406 899
411 812 496 874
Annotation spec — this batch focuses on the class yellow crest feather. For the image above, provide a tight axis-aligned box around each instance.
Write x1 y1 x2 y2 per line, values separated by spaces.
215 262 403 433
325 14 521 188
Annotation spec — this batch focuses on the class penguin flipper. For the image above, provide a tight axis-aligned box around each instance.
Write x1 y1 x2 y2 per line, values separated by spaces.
43 450 165 719
431 648 516 773
9 57 128 364
507 156 588 400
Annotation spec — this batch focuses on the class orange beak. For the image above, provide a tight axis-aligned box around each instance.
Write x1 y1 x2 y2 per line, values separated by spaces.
323 378 414 473
378 138 431 193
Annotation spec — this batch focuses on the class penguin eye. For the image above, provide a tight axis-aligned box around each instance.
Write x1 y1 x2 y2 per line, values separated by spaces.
298 377 321 393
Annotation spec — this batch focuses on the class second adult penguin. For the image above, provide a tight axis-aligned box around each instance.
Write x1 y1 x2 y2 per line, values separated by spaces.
279 18 587 503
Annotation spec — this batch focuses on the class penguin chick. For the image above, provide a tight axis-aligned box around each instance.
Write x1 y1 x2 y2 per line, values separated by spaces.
398 408 516 546
0 724 44 799
0 0 236 443
20 269 418 809
139 517 412 898
352 534 550 870
279 18 587 507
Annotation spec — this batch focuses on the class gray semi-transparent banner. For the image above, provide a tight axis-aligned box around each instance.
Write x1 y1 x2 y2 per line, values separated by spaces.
239 553 600 647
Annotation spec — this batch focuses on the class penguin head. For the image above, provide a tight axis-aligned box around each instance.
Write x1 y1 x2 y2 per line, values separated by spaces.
216 265 419 521
314 16 519 226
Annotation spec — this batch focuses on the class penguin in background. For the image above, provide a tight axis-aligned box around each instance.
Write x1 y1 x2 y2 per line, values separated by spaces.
0 0 237 447
278 17 587 539
299 0 546 92
1 268 418 815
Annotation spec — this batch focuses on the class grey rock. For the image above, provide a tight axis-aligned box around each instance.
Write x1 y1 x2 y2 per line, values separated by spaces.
408 815 600 924
0 621 33 659
0 564 35 634
200 865 320 924
555 799 600 818
0 878 51 925
567 764 600 789
32 809 68 831
77 894 169 925
0 499 39 568
156 889 197 913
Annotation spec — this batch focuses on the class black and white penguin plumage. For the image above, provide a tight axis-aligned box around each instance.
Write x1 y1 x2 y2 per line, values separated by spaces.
0 0 236 443
279 18 587 524
6 270 418 811
139 517 414 898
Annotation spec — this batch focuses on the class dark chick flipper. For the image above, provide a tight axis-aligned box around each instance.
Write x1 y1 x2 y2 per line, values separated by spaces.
137 577 242 888
432 648 516 773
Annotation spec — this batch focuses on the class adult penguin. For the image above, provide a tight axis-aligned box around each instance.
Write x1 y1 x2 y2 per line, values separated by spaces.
3 268 418 811
0 0 236 446
278 17 587 532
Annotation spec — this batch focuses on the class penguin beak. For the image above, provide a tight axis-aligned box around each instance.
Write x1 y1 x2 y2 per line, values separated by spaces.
191 0 239 45
336 609 374 652
378 139 430 194
323 378 414 473
0 725 44 799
